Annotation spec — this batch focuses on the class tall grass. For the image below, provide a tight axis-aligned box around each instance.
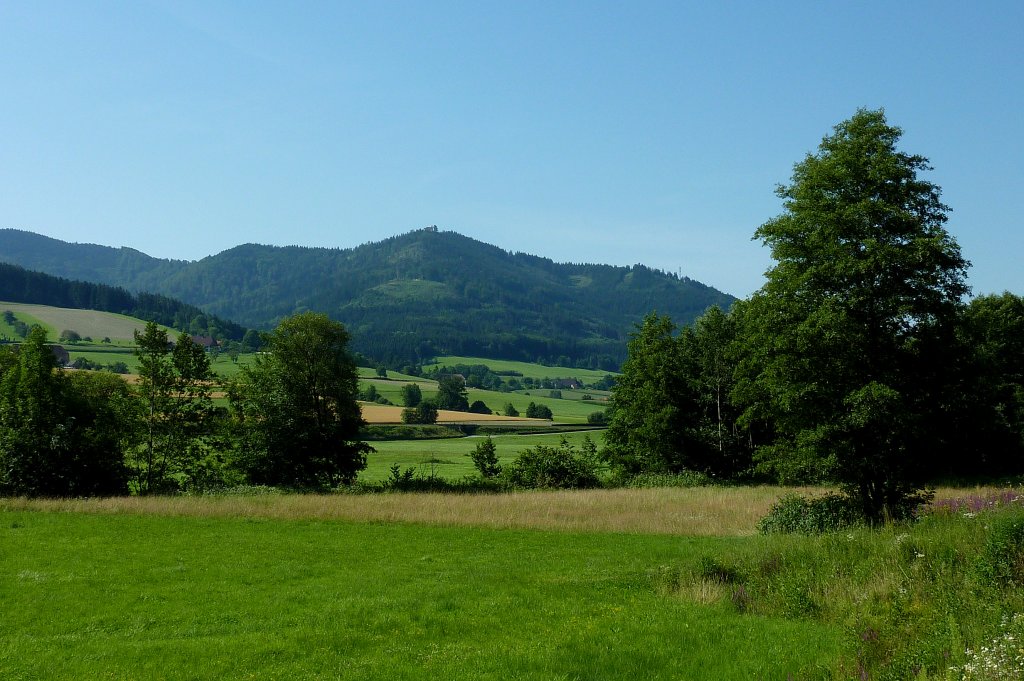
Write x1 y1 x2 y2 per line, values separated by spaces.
1 486 818 536
655 502 1024 680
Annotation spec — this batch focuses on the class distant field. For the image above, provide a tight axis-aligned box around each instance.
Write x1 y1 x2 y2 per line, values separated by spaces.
359 403 546 425
357 367 425 382
358 377 604 424
364 430 604 482
0 305 52 338
0 302 172 342
431 356 617 382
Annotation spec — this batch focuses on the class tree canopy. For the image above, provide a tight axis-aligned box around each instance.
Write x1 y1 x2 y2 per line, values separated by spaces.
229 312 371 488
740 108 969 521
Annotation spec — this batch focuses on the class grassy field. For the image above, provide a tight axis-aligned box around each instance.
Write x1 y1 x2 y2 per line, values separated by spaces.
469 388 603 422
431 355 616 383
364 431 604 482
357 367 424 382
0 496 843 680
0 305 52 339
0 302 172 342
6 490 1022 679
361 378 605 424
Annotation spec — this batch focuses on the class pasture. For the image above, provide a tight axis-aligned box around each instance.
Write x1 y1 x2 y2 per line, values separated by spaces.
5 489 1021 679
0 302 169 342
363 430 604 482
360 378 605 424
0 492 842 680
430 355 616 383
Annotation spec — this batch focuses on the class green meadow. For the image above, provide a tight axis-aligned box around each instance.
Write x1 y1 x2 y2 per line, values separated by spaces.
0 503 842 680
364 431 604 482
360 378 606 424
0 302 172 342
5 492 1022 679
431 355 616 383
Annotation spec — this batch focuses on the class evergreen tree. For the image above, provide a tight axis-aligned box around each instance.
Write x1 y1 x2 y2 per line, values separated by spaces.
229 312 371 488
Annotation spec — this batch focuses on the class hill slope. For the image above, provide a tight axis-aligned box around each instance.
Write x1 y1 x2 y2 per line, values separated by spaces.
0 261 246 340
0 301 168 342
0 227 734 366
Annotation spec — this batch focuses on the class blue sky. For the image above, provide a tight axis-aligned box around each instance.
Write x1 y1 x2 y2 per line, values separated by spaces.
2 1 1021 298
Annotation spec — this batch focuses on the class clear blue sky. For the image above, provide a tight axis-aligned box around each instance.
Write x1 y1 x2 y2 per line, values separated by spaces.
2 1 1021 298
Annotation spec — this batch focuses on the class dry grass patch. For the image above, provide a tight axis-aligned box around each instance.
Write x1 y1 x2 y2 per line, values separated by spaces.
1 486 825 536
359 403 545 424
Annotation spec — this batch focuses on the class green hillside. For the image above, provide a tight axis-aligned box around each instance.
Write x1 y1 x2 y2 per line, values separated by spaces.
0 227 735 367
1 302 165 342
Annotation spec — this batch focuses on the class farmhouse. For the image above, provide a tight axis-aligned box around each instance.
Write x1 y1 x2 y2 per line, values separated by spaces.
190 335 219 349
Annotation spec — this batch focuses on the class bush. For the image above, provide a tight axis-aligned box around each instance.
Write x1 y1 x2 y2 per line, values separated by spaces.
620 471 714 488
525 402 553 419
587 410 608 425
107 361 130 374
468 400 492 414
503 403 519 417
400 383 422 407
401 400 439 424
470 436 501 478
758 493 863 535
502 436 601 489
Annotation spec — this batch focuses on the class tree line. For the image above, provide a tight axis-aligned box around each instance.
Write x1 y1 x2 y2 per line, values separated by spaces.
604 109 1024 523
0 313 367 496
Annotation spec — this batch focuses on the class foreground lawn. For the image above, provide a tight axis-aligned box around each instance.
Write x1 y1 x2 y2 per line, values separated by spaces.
0 507 842 680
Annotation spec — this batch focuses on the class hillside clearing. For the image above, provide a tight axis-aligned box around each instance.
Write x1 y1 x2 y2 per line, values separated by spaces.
0 301 171 341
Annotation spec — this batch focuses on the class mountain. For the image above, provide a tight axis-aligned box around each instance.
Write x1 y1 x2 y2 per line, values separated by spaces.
0 227 735 367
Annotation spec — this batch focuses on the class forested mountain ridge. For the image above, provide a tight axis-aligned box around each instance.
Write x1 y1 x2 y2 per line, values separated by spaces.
0 227 735 367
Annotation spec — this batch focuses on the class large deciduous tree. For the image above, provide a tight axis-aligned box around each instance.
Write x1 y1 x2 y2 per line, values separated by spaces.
741 108 969 522
0 327 130 496
952 292 1024 475
604 313 705 474
229 312 371 488
435 374 469 411
132 323 217 493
